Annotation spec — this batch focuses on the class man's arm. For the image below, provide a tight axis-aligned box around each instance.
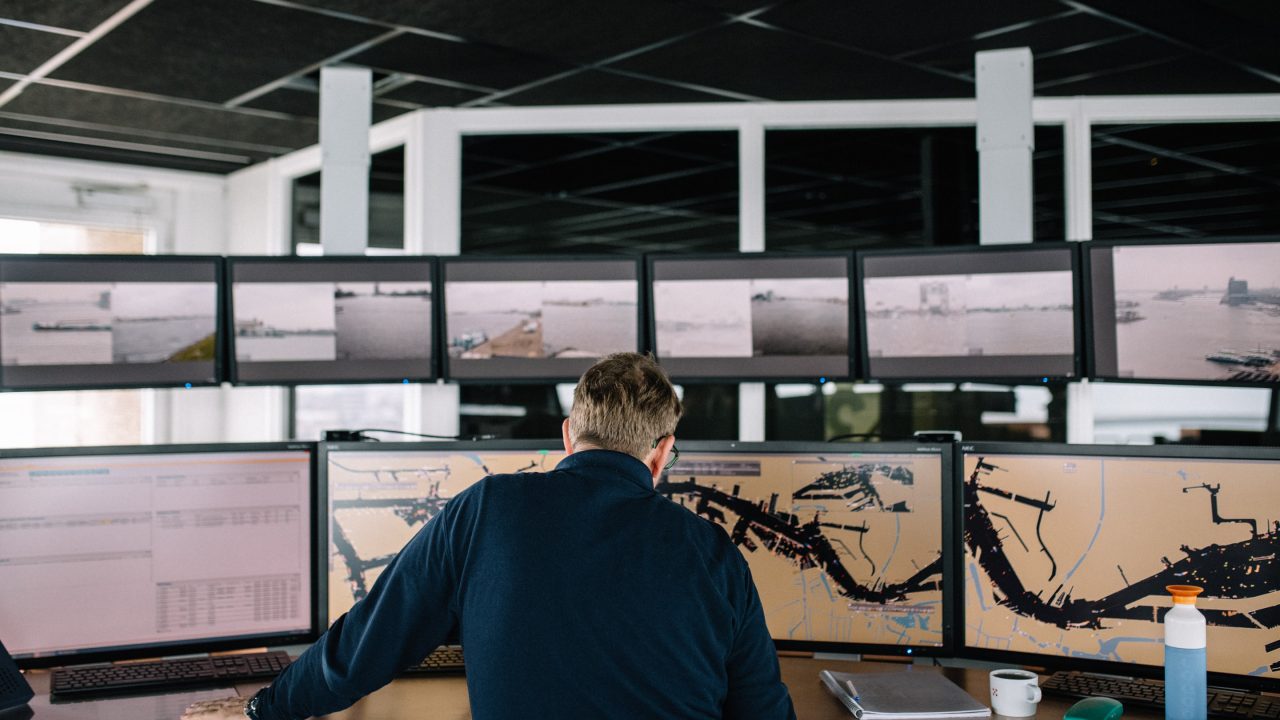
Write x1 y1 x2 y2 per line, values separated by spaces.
253 500 464 720
723 564 797 720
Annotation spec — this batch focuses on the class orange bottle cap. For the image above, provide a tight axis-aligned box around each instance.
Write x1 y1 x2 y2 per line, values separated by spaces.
1167 585 1203 604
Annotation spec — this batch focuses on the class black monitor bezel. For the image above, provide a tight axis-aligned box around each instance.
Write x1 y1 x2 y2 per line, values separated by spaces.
315 439 566 636
0 253 226 392
1082 235 1280 388
439 254 646 383
855 244 1083 384
955 441 1280 692
1 441 320 670
645 251 857 383
667 439 955 657
224 255 439 386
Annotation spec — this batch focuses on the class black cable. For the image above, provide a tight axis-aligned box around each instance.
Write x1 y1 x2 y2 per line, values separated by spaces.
355 428 500 442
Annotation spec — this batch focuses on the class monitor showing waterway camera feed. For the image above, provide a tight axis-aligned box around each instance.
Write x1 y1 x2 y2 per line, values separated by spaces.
657 442 951 653
960 444 1280 688
0 256 221 390
442 258 641 381
649 254 853 380
321 443 566 623
1089 239 1280 384
860 246 1079 381
228 258 434 384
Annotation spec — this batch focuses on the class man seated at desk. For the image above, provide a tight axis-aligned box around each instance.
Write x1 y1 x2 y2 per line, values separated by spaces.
189 352 796 720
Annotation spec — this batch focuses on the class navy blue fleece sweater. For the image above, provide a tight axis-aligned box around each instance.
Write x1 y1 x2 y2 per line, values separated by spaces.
258 449 795 720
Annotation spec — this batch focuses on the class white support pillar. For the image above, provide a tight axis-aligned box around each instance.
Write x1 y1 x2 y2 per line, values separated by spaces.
408 109 462 438
976 48 1034 245
738 119 767 441
1064 98 1096 443
319 67 371 255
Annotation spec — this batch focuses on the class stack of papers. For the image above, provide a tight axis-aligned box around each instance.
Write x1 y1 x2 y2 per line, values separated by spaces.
820 670 992 720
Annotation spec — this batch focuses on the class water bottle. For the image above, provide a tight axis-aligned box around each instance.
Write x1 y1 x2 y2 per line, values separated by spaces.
1164 585 1207 720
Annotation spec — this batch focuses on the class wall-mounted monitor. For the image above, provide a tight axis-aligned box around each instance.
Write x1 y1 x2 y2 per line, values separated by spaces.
657 441 953 655
1087 238 1280 385
0 255 222 390
441 257 642 381
227 257 435 385
958 442 1280 692
318 442 566 624
0 442 317 668
648 253 853 380
858 245 1080 381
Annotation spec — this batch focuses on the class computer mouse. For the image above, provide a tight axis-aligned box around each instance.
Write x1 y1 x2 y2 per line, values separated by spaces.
1064 696 1123 720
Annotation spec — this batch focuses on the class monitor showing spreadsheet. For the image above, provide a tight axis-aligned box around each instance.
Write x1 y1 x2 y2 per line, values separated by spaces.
0 444 316 668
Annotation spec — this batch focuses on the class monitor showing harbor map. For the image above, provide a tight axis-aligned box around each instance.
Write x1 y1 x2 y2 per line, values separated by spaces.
442 257 641 381
960 443 1280 690
321 442 565 622
227 257 435 384
859 246 1080 381
0 255 222 390
657 442 952 654
648 253 853 380
1088 238 1280 384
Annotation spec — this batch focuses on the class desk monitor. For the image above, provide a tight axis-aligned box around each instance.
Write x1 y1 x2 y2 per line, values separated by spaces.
0 443 316 668
0 255 222 390
959 443 1280 691
1086 238 1280 385
859 245 1080 381
227 257 435 385
648 253 854 380
441 257 642 381
657 441 953 655
320 442 566 623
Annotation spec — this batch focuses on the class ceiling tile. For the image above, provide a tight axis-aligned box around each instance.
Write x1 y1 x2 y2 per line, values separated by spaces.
759 0 1065 57
500 69 736 105
378 80 488 107
47 0 387 103
0 113 265 164
1037 54 1280 95
0 25 74 74
0 0 134 32
348 33 570 91
909 13 1133 76
290 0 725 64
5 84 318 152
611 24 973 100
238 87 408 122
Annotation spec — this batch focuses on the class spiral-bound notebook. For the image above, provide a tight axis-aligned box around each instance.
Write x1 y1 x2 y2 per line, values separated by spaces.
819 670 992 720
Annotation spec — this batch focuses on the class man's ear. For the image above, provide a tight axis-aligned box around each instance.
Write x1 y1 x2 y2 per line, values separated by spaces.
561 418 574 455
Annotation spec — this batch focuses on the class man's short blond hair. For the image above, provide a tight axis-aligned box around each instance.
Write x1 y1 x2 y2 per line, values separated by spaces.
568 352 683 461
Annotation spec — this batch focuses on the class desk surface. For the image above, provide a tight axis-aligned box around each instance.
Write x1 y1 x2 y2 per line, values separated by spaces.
25 657 1166 720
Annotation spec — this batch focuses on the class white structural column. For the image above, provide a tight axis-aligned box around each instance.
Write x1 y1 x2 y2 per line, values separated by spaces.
1064 99 1096 442
319 67 372 255
407 109 462 438
976 48 1034 245
738 119 767 441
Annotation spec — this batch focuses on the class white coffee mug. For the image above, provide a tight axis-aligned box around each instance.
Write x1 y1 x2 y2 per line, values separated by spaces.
989 668 1042 717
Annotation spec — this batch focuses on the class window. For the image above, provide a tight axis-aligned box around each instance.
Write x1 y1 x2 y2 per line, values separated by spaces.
0 217 149 446
765 126 1065 250
293 384 413 441
1091 383 1272 445
292 146 406 255
462 132 739 255
1092 122 1280 240
767 382 1066 443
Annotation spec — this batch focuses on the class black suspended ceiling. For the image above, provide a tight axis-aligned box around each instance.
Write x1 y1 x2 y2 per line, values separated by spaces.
0 0 1276 173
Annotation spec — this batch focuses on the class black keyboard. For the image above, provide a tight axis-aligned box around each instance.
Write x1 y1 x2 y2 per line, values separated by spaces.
1043 671 1280 720
402 645 465 675
50 651 291 700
